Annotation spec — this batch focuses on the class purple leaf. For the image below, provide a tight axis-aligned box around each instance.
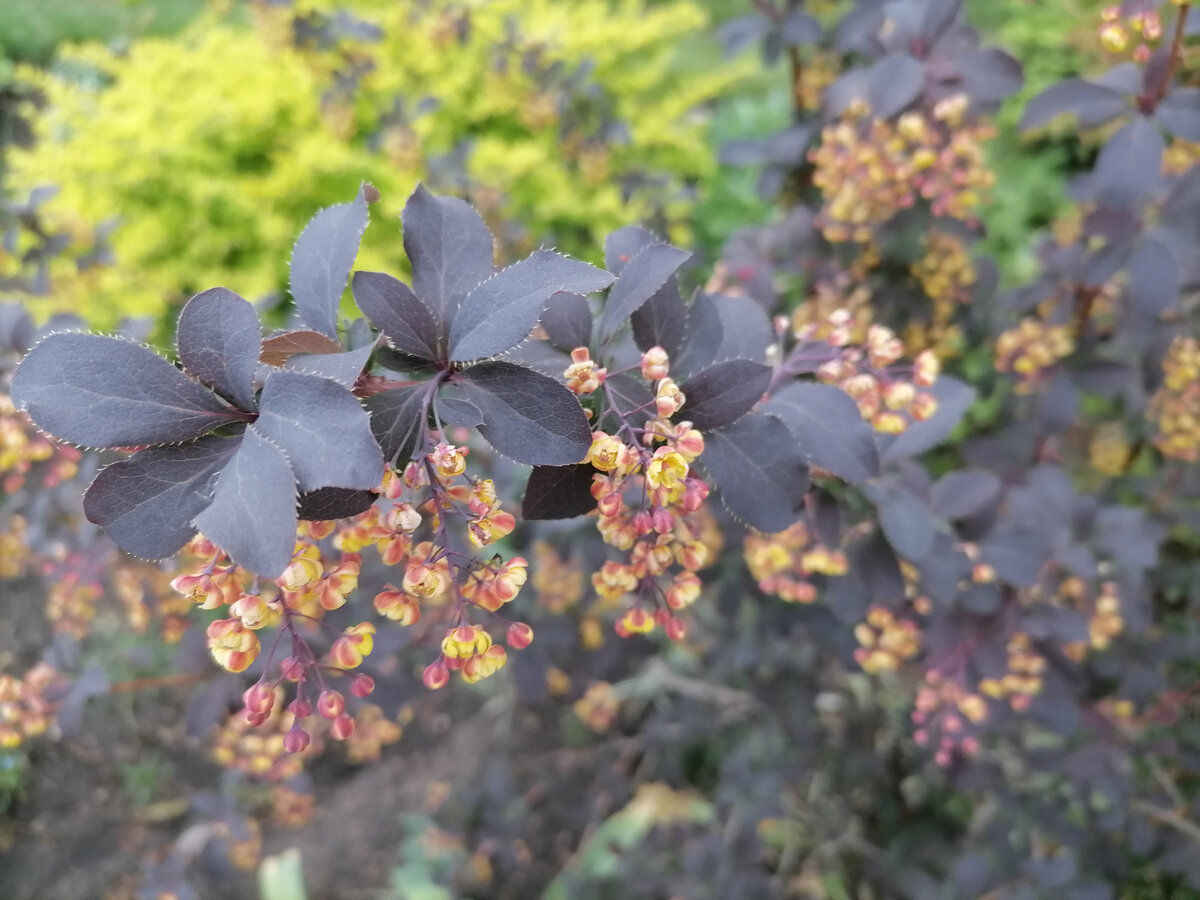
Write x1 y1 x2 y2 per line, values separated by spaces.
176 288 262 411
402 184 494 322
980 527 1051 586
631 277 688 360
522 464 597 520
781 10 821 45
254 370 383 492
920 0 962 41
1019 79 1128 132
435 396 484 428
603 372 655 431
193 427 297 576
867 53 924 119
1094 116 1163 207
453 361 592 466
450 251 612 362
289 186 370 339
764 382 880 483
1128 237 1180 316
604 225 659 274
598 242 691 341
352 271 440 360
880 376 975 462
679 359 770 431
541 292 593 352
700 413 809 533
364 383 429 466
930 470 1001 520
0 302 34 354
675 293 773 378
873 485 935 561
959 48 1024 103
1157 87 1200 141
83 433 243 559
283 341 377 389
296 487 378 520
12 333 244 448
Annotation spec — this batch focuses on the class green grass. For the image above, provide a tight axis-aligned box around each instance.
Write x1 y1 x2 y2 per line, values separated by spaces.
0 0 205 66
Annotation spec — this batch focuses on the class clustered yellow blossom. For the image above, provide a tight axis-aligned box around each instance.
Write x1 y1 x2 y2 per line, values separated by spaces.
810 97 994 243
978 634 1045 712
582 346 713 640
853 606 921 673
912 670 986 767
1149 335 1200 461
0 663 60 749
994 317 1074 392
744 522 847 604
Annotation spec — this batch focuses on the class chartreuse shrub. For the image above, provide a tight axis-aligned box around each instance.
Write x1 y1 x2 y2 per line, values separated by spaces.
7 0 742 327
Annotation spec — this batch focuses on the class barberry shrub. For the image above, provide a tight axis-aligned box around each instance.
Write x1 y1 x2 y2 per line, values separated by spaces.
4 0 1200 895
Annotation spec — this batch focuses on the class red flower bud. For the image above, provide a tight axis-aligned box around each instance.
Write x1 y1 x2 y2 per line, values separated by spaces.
350 673 375 698
330 714 355 741
423 658 450 690
506 622 534 649
283 725 311 754
317 689 345 719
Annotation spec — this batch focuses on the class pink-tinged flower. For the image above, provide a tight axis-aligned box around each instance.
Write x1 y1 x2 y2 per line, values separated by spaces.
206 619 260 673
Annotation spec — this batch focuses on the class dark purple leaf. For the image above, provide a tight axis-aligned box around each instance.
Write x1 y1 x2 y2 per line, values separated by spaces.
175 288 261 411
1039 372 1080 432
598 242 691 341
980 528 1052 587
435 396 483 428
678 360 769 431
351 271 440 360
283 341 377 389
852 531 904 605
959 48 1024 103
1128 238 1179 315
834 3 884 53
920 0 962 41
716 15 769 56
255 370 383 492
55 664 110 738
193 426 297 577
874 485 935 561
12 333 243 448
498 340 571 377
1093 506 1164 570
604 225 659 274
764 382 879 483
296 487 378 520
603 372 655 431
880 376 975 462
631 277 688 359
867 53 924 119
700 413 809 533
676 293 773 377
1019 79 1128 132
0 302 34 355
1094 117 1163 207
930 470 1002 520
82 433 242 559
541 292 593 351
289 186 370 339
453 361 592 466
522 464 597 520
260 330 343 366
1157 87 1200 141
402 184 494 321
450 251 612 362
781 10 820 45
719 139 768 166
364 383 428 465
807 487 842 546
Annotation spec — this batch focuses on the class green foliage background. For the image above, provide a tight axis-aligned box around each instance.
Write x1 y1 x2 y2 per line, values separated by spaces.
6 0 746 327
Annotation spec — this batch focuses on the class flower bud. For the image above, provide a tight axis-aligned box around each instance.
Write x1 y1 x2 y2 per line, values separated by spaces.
283 725 311 754
506 622 534 649
317 689 345 719
350 673 375 698
330 714 355 741
423 658 450 690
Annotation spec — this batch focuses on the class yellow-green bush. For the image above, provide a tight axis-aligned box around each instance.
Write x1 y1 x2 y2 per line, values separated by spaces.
8 0 741 327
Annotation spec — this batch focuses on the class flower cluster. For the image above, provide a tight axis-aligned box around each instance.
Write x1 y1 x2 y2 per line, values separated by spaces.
853 606 921 674
1098 4 1162 61
211 687 314 781
0 392 80 494
977 634 1045 712
796 320 941 434
744 522 847 603
46 569 104 640
1149 335 1200 462
0 662 61 749
583 347 714 640
574 681 620 733
994 317 1074 393
1060 578 1125 658
531 541 585 614
810 98 994 243
907 229 975 355
912 671 987 767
